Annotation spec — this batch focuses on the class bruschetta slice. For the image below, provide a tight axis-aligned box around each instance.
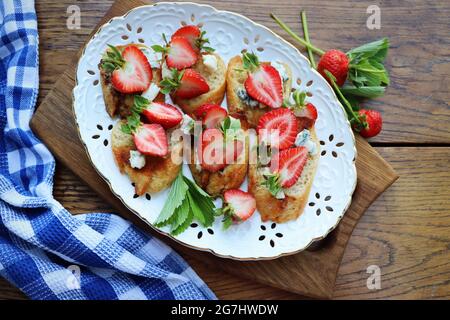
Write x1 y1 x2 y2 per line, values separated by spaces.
99 44 164 118
153 25 226 115
111 95 184 195
185 105 248 197
248 91 320 223
226 52 293 128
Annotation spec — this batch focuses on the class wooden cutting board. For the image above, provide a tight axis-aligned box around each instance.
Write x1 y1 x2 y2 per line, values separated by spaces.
29 0 398 299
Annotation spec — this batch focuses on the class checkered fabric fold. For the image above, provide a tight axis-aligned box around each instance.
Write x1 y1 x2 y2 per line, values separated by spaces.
0 0 216 300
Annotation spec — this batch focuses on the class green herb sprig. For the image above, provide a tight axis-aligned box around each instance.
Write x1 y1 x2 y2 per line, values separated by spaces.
154 171 216 235
197 30 215 53
159 69 185 94
242 51 260 72
121 95 149 134
262 173 282 198
101 45 125 73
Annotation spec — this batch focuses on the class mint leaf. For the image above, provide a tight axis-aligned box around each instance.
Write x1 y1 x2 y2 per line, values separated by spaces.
242 51 260 72
220 116 241 141
262 173 282 197
171 206 193 236
154 171 188 226
347 38 389 62
222 214 233 230
347 38 390 90
151 44 167 53
340 85 386 99
170 196 190 231
184 178 215 227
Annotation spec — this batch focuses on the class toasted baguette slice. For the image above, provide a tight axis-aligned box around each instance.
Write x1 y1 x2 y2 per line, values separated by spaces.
111 121 183 195
226 55 292 128
172 53 226 115
188 132 249 198
248 128 320 223
99 44 164 118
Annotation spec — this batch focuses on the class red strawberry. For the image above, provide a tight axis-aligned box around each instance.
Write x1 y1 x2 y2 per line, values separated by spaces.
175 68 210 99
166 37 198 70
257 108 298 150
111 45 152 94
223 138 244 165
199 128 243 172
194 103 216 119
133 124 168 157
245 64 283 109
171 25 201 52
223 189 256 222
273 147 308 188
142 102 182 129
296 103 318 130
358 109 382 138
200 128 225 172
202 105 227 129
317 49 349 87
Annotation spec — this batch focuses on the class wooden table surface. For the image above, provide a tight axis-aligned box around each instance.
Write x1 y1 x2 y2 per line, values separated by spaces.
1 0 449 299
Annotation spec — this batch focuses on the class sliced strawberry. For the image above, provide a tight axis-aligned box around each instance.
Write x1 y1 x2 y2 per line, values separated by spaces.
244 65 283 109
175 68 210 99
223 189 256 222
166 37 198 70
111 45 152 94
200 128 225 172
133 124 168 157
202 105 227 129
171 25 201 52
194 103 216 119
296 103 318 130
273 147 308 188
223 138 244 165
199 128 243 172
257 108 298 150
142 102 183 129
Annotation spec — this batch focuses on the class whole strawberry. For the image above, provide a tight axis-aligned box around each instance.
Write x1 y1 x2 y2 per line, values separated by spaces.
357 109 382 138
317 49 349 87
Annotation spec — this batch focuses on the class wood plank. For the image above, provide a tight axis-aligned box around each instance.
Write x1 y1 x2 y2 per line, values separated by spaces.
29 0 399 298
35 0 450 143
1 147 448 299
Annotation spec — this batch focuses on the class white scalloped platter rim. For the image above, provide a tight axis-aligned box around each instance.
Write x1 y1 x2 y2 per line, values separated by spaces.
72 2 357 260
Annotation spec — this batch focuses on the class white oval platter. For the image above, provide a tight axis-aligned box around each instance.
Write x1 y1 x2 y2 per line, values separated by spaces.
73 2 357 260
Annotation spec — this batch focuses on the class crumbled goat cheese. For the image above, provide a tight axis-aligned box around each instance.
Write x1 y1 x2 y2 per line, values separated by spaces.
202 54 218 71
271 60 289 82
295 129 318 155
141 48 161 69
129 150 146 169
237 89 259 108
161 61 172 79
180 113 194 135
141 82 160 101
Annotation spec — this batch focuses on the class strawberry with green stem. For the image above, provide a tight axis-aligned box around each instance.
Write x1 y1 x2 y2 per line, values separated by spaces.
242 52 284 109
271 12 388 136
159 68 210 99
121 96 168 157
171 25 215 53
217 189 256 230
101 44 153 94
284 89 318 129
271 13 389 96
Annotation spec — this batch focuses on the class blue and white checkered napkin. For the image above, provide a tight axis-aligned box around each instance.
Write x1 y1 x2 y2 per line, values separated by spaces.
0 0 216 300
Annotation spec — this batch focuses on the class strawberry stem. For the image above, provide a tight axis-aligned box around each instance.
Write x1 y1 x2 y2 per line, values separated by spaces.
270 13 325 55
325 70 364 128
301 11 316 68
